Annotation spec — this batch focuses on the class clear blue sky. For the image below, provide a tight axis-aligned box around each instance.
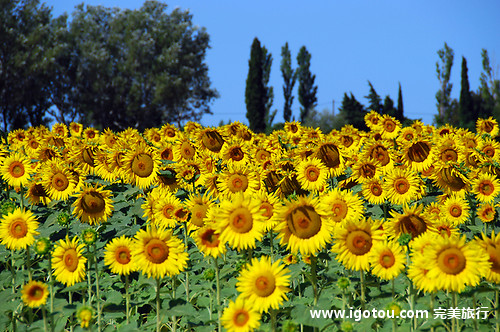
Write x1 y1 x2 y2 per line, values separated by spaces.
47 0 500 128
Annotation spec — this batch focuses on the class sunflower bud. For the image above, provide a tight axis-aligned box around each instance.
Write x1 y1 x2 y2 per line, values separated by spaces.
340 321 354 332
81 228 97 246
385 301 402 317
34 237 51 256
282 320 298 332
57 212 71 227
0 200 17 216
77 306 94 329
202 268 215 281
337 277 351 290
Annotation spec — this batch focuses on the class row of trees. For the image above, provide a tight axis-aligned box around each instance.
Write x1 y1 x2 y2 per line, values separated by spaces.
0 0 218 131
244 38 318 133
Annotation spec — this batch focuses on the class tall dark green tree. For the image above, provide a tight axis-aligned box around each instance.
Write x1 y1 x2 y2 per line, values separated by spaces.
297 46 318 122
396 82 404 122
280 42 296 123
435 42 457 126
50 1 218 130
245 38 267 133
0 0 54 130
365 81 383 114
458 57 475 131
383 95 396 118
339 93 368 131
262 46 276 129
479 49 500 120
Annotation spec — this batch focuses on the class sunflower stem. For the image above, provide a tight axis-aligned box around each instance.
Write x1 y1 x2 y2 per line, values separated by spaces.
87 249 92 306
310 255 319 306
156 277 161 332
182 222 190 302
69 290 74 332
495 289 499 332
360 270 366 311
11 251 15 294
42 305 48 332
472 293 478 332
452 292 458 332
269 230 274 262
214 257 221 332
48 252 54 330
125 274 130 324
392 278 395 299
270 309 277 332
171 277 177 332
94 244 102 332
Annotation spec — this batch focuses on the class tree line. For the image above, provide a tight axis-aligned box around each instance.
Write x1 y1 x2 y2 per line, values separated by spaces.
0 0 218 132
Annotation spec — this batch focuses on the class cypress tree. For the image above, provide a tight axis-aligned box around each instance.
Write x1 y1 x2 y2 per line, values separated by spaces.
245 38 267 133
339 93 368 131
396 82 404 122
458 56 475 131
297 46 318 122
281 42 296 123
365 81 383 114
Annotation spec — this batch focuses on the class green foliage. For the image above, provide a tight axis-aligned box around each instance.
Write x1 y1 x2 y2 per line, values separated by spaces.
365 81 383 114
435 42 457 126
245 38 267 133
297 46 318 123
396 82 405 123
458 57 476 131
281 42 297 123
339 93 368 131
302 108 346 133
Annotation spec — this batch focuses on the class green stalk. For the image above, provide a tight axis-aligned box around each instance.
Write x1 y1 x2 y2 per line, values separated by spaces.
26 246 32 280
42 306 48 332
87 250 92 306
125 275 130 324
360 270 366 311
270 309 277 332
48 252 54 331
94 244 102 332
214 257 221 332
495 289 499 332
11 251 16 294
69 290 74 332
172 277 177 332
156 278 161 332
472 293 478 332
269 230 274 262
182 222 190 302
310 255 319 306
452 292 457 332
430 292 435 332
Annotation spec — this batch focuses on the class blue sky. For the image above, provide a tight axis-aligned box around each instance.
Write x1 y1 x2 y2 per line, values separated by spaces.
47 0 500 128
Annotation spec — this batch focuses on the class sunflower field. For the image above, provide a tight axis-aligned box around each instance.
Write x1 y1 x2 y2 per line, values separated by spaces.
1 113 500 332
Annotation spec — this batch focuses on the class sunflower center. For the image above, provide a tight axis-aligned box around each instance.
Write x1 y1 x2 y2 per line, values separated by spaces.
370 183 383 196
360 164 376 178
82 147 96 167
330 200 348 222
229 207 253 233
287 205 322 239
228 174 248 193
305 165 320 181
384 120 396 132
437 247 466 275
9 162 25 178
28 285 44 300
131 153 154 178
145 239 169 264
162 204 175 219
254 274 276 297
370 145 390 166
394 179 410 194
63 249 79 272
440 168 466 191
346 230 372 255
81 192 106 214
483 147 495 157
233 310 250 327
52 172 70 191
229 147 244 161
201 229 219 247
379 250 395 268
190 205 208 227
260 202 273 218
161 148 174 161
181 141 195 159
407 141 430 163
486 245 500 273
341 135 354 147
482 206 495 221
10 219 28 238
201 131 224 152
441 149 458 162
399 214 427 238
317 144 341 168
115 247 131 265
484 121 495 133
449 205 462 218
479 181 495 196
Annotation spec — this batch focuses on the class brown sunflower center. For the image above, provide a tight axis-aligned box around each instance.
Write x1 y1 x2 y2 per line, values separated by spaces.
200 229 219 247
317 144 341 168
346 230 372 255
379 250 395 268
82 147 96 167
63 248 79 272
441 149 458 162
229 208 253 233
254 274 276 297
287 205 322 239
407 141 430 163
481 206 495 221
160 148 174 161
479 181 495 196
399 214 427 238
228 174 249 192
115 247 131 265
190 205 208 227
370 145 390 166
483 121 495 133
449 205 462 218
201 131 224 152
260 202 273 218
360 164 376 179
370 183 383 196
9 161 25 178
305 165 320 181
131 153 154 178
384 120 396 132
233 310 250 327
486 245 500 273
52 172 70 191
180 141 195 159
10 219 28 238
394 178 410 194
440 168 466 191
28 285 44 300
483 146 495 158
229 147 244 161
330 200 348 222
145 239 169 264
31 183 47 197
437 247 466 275
81 191 106 214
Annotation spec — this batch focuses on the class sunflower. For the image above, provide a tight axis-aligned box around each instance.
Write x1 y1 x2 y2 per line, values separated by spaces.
0 208 39 250
433 134 466 165
472 172 500 203
1 152 31 188
332 218 384 271
212 193 266 251
424 235 490 293
369 240 406 280
361 178 386 205
402 139 435 172
40 159 78 201
83 127 100 142
386 204 430 240
174 160 205 191
221 297 261 332
218 165 260 198
383 167 423 206
78 306 94 329
254 190 281 232
321 188 365 224
477 202 497 223
72 184 114 225
220 138 252 167
21 280 49 308
475 231 500 283
236 256 291 313
431 164 469 196
185 191 216 231
380 115 401 140
363 140 394 171
122 144 161 189
295 157 328 192
351 158 382 184
313 140 346 177
52 236 87 286
151 191 183 228
193 223 227 258
132 225 188 279
275 195 334 256
195 127 226 156
477 117 499 138
407 255 438 293
428 218 460 238
364 110 382 130
104 235 137 276
174 135 197 162
69 122 83 137
440 195 470 225
25 180 51 206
